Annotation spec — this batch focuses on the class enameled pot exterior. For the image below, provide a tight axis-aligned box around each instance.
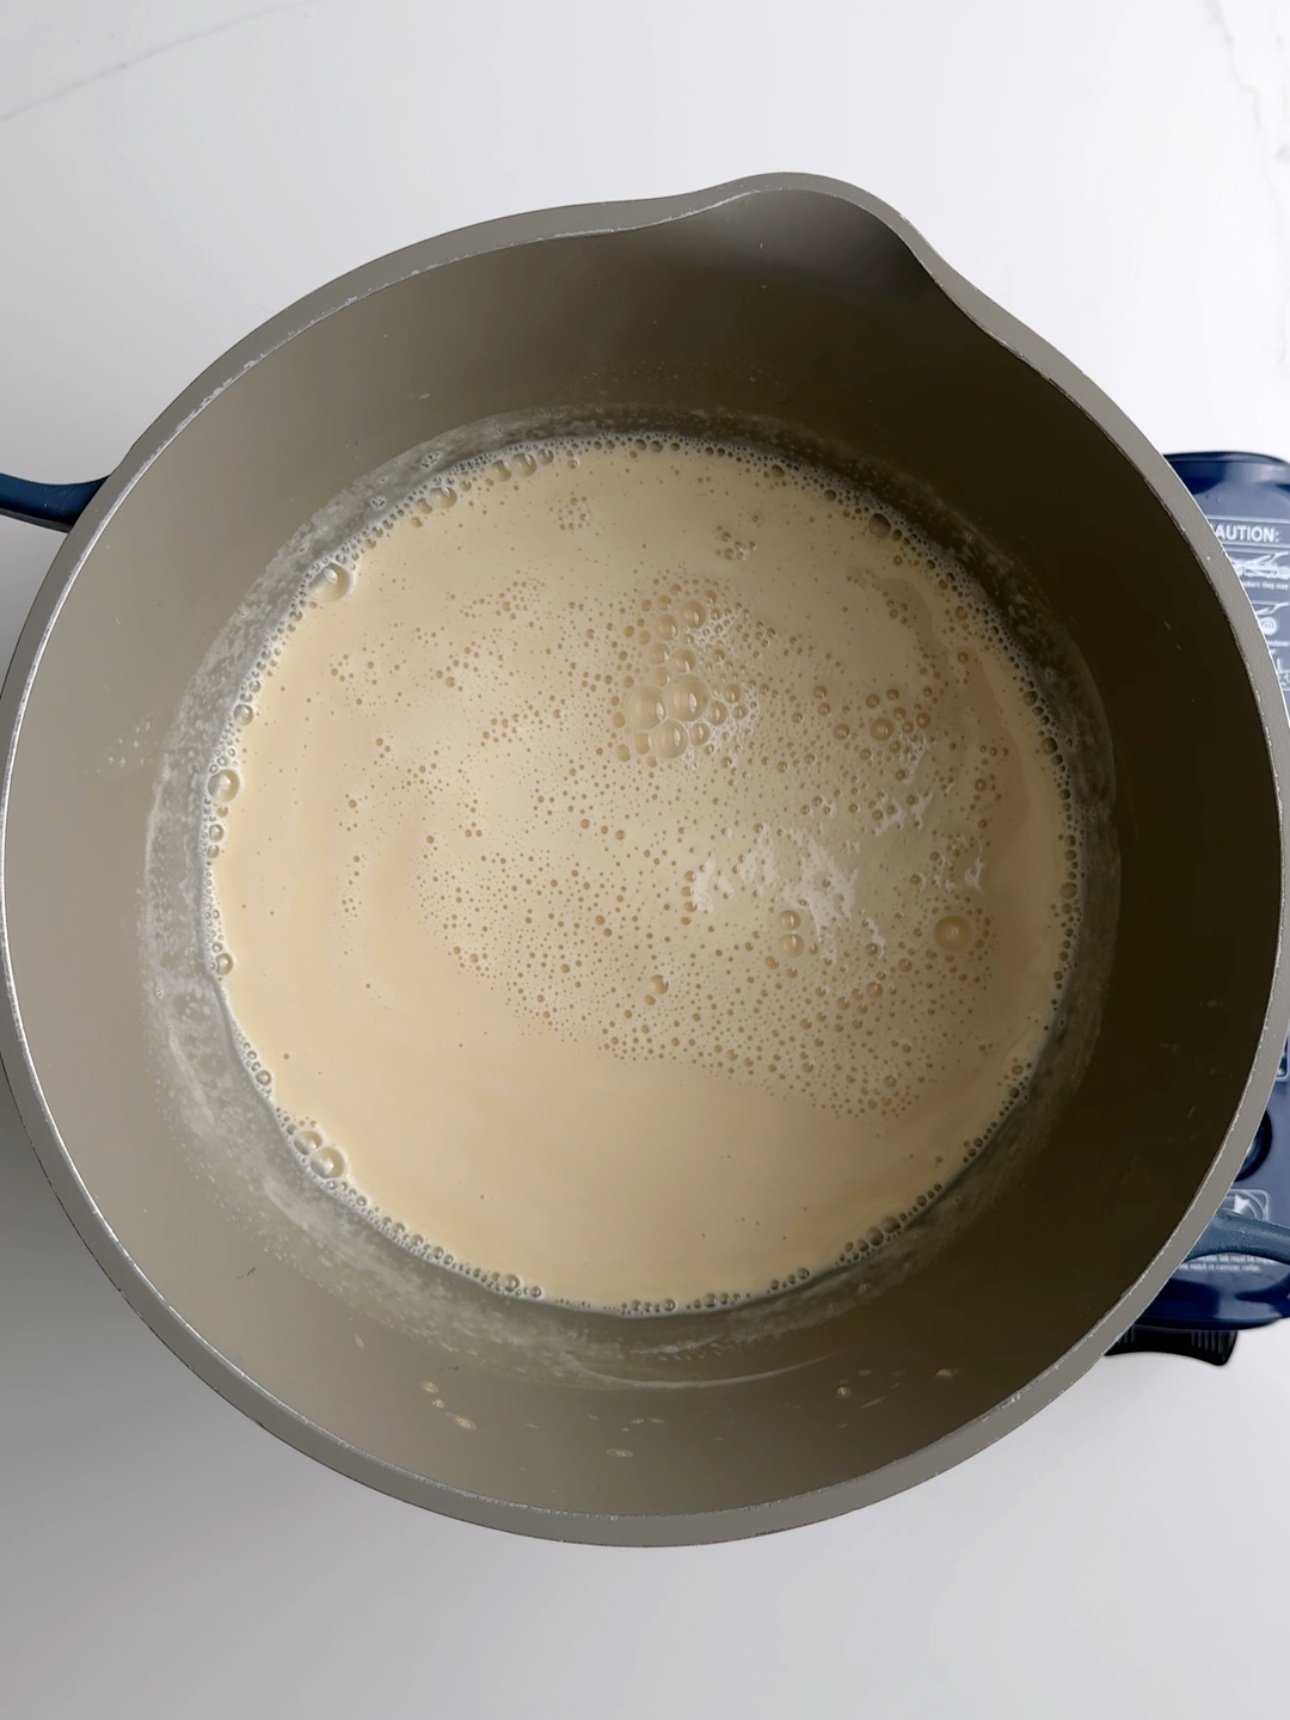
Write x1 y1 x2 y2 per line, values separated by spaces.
2 177 1286 1543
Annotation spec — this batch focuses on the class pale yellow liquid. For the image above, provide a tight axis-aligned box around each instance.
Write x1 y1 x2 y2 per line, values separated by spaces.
209 435 1079 1310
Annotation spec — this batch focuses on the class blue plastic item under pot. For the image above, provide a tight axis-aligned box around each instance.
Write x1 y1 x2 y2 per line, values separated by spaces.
1110 453 1290 1362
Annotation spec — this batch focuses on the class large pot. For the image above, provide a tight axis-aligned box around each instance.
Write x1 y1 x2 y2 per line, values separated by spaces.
2 175 1288 1544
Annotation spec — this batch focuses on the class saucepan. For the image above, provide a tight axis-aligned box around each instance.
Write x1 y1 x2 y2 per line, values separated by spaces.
2 175 1289 1545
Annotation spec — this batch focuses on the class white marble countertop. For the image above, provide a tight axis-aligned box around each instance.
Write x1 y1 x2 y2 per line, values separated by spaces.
4 2 1290 1715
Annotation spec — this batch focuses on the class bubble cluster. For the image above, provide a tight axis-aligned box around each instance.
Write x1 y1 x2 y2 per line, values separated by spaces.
205 430 1085 1310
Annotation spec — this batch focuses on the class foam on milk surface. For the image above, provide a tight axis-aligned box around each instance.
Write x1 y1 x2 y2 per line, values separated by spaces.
208 434 1080 1310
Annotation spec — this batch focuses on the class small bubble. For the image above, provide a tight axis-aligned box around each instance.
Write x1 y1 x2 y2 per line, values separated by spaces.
315 561 356 601
935 914 971 952
214 951 233 977
665 674 708 722
652 720 688 760
625 687 666 729
310 1145 346 1180
208 769 240 801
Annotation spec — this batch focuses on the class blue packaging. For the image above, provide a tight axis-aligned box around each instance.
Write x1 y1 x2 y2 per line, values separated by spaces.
1122 453 1290 1342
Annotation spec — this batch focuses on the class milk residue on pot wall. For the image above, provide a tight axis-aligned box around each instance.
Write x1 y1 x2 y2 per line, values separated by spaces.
205 433 1083 1312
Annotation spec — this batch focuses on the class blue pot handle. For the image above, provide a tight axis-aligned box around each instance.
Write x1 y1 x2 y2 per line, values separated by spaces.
1186 1208 1290 1265
0 474 106 533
